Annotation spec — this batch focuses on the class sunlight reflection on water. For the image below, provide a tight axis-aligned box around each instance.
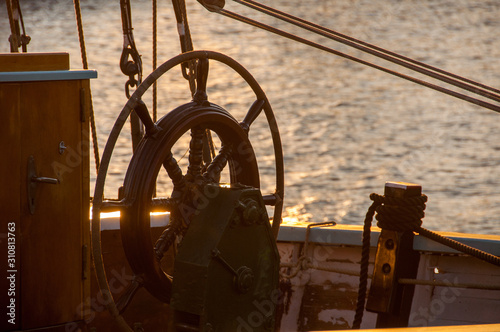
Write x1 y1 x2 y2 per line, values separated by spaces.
2 0 500 234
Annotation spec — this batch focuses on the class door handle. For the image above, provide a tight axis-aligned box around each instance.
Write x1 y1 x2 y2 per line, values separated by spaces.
31 176 59 185
27 155 59 214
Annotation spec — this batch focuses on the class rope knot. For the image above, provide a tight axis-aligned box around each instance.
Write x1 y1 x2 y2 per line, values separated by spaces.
369 193 428 232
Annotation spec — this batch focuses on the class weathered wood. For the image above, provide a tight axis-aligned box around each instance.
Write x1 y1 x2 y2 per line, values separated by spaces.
409 253 500 327
278 241 378 330
278 224 500 331
0 53 70 72
318 323 500 331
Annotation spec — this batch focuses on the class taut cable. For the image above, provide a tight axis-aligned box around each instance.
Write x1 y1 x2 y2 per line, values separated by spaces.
197 0 500 113
233 0 500 101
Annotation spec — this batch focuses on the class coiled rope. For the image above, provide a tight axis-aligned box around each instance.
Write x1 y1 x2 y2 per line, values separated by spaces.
352 193 500 329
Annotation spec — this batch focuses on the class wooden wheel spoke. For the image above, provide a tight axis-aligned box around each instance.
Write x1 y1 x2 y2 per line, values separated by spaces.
192 58 209 104
116 276 144 314
262 193 278 206
100 199 128 213
150 197 176 213
240 99 265 133
133 99 161 137
202 129 216 167
154 217 184 262
162 152 186 193
186 127 205 181
203 144 232 183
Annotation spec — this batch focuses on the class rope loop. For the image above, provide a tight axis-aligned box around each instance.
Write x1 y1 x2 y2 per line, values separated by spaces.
369 193 427 232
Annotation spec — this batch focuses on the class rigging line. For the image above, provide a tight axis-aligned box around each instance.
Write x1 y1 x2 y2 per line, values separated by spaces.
7 0 30 52
16 0 28 52
153 0 157 122
5 0 19 52
74 0 100 174
218 9 500 114
232 0 500 103
172 0 197 95
173 0 216 161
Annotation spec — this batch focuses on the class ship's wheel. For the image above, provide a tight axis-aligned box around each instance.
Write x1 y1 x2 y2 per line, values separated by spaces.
91 50 284 331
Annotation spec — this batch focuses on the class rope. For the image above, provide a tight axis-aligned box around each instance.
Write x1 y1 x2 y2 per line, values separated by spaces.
353 192 500 329
171 0 197 95
152 0 157 122
417 227 500 266
16 0 29 52
73 0 100 174
198 1 500 114
5 0 18 52
352 199 378 329
232 0 500 102
370 193 500 267
371 193 427 232
5 0 30 52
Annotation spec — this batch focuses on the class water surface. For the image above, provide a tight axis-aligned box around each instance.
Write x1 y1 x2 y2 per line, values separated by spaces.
2 0 499 234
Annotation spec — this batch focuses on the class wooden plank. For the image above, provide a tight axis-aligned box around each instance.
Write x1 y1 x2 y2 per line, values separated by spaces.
19 80 84 329
437 297 500 324
0 53 70 72
278 223 500 256
326 323 500 331
80 81 91 323
433 255 500 276
299 283 359 330
409 254 500 327
0 70 98 83
277 242 378 330
0 83 21 331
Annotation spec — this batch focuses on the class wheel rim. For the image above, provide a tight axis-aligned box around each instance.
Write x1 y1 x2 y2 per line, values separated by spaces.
91 50 284 330
121 102 261 302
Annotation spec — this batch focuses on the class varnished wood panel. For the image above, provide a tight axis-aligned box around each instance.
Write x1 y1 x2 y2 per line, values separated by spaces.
19 80 86 329
80 80 91 324
0 83 22 331
0 53 70 72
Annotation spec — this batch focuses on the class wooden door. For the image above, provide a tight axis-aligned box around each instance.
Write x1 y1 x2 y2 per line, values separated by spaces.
0 83 22 331
0 79 90 331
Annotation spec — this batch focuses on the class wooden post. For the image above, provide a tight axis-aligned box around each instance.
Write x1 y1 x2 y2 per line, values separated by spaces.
366 181 421 328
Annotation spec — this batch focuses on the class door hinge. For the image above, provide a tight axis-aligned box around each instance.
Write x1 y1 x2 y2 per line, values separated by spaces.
80 87 86 123
82 244 88 280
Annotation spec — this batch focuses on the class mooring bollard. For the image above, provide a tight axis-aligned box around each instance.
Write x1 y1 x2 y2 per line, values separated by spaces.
365 181 422 328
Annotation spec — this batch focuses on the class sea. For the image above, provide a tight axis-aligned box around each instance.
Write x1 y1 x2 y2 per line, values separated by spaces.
1 0 499 235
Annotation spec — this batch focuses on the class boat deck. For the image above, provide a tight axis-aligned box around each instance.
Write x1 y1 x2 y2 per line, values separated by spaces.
94 214 500 330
